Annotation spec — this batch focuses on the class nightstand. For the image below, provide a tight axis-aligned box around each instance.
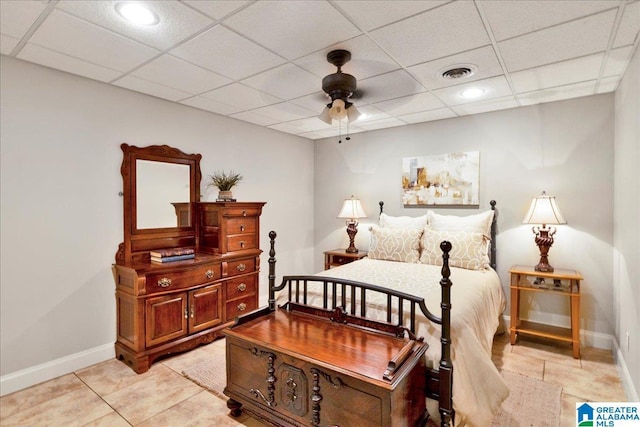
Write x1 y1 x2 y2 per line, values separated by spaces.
509 265 583 358
324 249 368 270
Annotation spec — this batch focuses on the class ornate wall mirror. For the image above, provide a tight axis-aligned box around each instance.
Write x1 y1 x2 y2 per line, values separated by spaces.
117 143 202 264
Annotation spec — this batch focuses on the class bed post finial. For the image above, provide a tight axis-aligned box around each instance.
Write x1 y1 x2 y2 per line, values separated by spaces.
439 240 454 427
379 201 384 216
268 231 277 311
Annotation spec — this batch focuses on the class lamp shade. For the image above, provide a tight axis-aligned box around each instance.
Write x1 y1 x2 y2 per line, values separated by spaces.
318 106 332 124
337 196 367 219
346 104 362 122
522 191 566 226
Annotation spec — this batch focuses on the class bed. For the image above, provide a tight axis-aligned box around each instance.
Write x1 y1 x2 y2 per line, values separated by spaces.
229 201 508 427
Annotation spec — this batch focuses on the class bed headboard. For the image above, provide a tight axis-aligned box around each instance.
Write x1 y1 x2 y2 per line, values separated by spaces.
378 200 498 271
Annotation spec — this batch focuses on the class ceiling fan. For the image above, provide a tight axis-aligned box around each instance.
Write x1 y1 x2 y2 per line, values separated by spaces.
318 49 362 125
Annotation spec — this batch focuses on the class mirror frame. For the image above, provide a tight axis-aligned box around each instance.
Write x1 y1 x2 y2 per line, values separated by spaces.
118 143 202 264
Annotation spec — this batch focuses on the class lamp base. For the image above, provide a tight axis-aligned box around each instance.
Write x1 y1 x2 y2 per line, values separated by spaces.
534 261 554 273
345 221 359 253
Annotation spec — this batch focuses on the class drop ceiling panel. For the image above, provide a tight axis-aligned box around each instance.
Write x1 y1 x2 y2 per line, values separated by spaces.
129 55 232 94
370 1 490 66
358 69 425 104
1 35 20 55
399 108 457 124
181 0 252 21
498 9 618 72
199 83 281 110
170 25 286 79
2 0 638 140
294 35 400 80
374 92 446 116
28 9 160 72
224 1 361 60
613 1 640 48
408 45 504 90
242 63 320 100
334 0 447 31
114 75 192 102
432 75 512 106
18 43 122 82
480 0 617 42
0 0 48 39
510 53 604 94
55 1 214 50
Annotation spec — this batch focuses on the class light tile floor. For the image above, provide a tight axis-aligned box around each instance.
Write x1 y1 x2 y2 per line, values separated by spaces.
0 334 628 426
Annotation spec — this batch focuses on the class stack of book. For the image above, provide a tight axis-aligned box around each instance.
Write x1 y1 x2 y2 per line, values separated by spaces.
150 247 195 263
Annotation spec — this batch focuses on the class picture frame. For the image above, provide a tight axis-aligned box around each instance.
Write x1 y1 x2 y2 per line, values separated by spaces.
402 151 480 207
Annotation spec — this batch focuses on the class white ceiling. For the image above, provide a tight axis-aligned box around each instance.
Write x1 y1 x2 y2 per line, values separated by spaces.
2 0 639 140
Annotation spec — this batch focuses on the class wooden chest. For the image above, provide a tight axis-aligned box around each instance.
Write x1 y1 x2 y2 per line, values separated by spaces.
224 308 428 427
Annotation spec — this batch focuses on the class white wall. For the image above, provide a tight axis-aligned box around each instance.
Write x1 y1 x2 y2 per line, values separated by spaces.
0 56 315 393
314 94 615 346
613 44 640 401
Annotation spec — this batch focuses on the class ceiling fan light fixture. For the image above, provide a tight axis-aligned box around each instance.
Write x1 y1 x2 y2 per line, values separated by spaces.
318 106 332 124
329 98 348 120
347 104 362 122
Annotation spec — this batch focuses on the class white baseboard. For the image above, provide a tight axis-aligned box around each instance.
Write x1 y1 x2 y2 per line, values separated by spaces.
0 343 113 397
612 339 640 401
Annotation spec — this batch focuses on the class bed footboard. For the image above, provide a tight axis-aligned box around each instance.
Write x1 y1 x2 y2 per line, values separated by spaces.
263 231 454 427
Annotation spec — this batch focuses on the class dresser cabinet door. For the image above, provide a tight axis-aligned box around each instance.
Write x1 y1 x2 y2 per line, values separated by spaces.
145 293 187 347
189 284 223 333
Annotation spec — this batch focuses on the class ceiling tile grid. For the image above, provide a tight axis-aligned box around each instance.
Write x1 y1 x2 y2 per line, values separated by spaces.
1 0 638 140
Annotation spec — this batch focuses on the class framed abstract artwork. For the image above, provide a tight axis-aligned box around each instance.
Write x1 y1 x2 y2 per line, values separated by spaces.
402 151 480 207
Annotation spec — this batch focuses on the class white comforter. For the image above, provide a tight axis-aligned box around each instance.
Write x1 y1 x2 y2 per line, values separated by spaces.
278 258 509 427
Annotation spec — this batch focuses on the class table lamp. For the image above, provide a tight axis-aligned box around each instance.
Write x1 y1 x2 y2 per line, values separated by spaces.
522 191 566 272
337 196 367 253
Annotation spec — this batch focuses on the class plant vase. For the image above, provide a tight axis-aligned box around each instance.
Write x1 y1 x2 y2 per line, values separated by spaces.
218 190 234 201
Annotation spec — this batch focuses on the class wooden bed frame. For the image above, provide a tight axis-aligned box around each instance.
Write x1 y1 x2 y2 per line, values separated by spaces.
231 201 498 427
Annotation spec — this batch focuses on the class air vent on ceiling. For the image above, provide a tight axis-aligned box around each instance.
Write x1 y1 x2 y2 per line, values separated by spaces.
438 64 477 80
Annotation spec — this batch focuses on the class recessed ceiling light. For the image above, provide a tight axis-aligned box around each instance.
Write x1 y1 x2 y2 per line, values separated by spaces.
460 87 485 99
115 2 159 26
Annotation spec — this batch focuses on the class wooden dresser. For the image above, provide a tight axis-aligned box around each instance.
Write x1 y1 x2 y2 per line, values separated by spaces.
113 143 266 373
224 306 428 427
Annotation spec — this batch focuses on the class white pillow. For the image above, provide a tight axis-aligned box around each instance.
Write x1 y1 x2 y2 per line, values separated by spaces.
368 225 422 263
419 229 490 270
379 212 429 230
427 210 494 237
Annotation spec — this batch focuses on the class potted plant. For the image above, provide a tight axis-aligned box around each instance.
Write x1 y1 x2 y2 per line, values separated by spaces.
208 170 243 201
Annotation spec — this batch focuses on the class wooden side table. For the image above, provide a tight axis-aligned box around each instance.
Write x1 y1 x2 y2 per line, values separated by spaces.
509 265 583 358
324 249 368 270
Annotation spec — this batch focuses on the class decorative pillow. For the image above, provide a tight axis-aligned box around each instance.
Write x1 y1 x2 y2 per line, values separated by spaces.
419 229 490 270
379 212 429 230
427 210 494 237
368 225 422 263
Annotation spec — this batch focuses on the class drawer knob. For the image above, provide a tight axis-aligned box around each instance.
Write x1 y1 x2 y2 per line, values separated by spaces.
240 225 245 232
242 210 247 217
158 277 172 288
240 241 245 248
237 302 247 312
205 269 214 279
237 263 246 272
237 283 247 292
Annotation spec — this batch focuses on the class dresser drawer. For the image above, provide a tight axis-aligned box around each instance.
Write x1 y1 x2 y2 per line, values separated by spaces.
226 234 257 252
227 217 257 234
146 264 221 294
226 294 257 320
226 274 257 301
224 258 256 278
223 207 261 218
